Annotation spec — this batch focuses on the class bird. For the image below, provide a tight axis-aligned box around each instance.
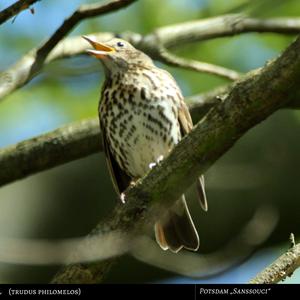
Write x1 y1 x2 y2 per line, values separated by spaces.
83 35 207 253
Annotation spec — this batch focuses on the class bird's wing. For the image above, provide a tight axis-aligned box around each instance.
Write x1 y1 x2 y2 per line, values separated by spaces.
100 122 131 196
178 100 208 211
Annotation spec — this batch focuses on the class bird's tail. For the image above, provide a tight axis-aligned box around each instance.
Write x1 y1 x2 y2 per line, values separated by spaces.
154 195 199 253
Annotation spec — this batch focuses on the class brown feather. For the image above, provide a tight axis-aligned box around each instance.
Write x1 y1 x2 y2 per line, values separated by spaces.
178 100 208 212
100 123 131 196
154 222 169 251
155 195 200 252
197 175 208 211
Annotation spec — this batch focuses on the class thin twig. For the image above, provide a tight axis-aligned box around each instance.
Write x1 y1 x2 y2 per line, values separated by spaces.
0 0 40 25
249 241 300 283
1 15 300 101
157 47 241 81
0 0 137 101
186 85 231 120
36 0 138 60
149 14 300 49
290 233 296 248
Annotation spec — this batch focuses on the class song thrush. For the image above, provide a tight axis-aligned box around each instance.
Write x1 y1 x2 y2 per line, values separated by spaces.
83 36 207 253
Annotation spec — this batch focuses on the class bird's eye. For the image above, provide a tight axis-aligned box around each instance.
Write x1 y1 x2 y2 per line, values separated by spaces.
117 41 124 47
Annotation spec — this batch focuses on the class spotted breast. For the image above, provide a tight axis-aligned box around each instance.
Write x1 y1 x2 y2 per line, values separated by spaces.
99 66 182 179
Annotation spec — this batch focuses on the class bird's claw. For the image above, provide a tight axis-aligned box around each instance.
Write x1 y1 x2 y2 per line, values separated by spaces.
157 155 164 163
149 162 156 169
149 155 164 170
129 180 136 187
120 193 126 204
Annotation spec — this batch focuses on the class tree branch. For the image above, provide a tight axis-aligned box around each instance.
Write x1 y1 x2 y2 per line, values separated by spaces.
1 15 300 101
0 231 130 266
249 242 300 283
1 79 300 189
0 0 137 101
51 35 300 283
0 0 40 25
0 118 101 187
146 14 300 49
0 92 216 188
156 47 241 81
0 205 276 275
35 0 138 59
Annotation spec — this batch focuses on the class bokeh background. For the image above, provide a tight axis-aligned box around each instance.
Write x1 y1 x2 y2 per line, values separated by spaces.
0 0 300 283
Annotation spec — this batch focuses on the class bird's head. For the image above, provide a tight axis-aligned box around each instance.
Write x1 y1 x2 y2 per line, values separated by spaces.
83 36 153 74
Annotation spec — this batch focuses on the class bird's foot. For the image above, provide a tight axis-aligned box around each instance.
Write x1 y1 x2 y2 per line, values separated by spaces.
149 155 164 170
157 155 164 163
149 162 156 169
120 181 137 204
120 193 126 204
129 180 136 187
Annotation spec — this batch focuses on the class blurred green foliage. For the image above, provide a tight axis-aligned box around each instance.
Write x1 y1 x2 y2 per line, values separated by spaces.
0 0 300 283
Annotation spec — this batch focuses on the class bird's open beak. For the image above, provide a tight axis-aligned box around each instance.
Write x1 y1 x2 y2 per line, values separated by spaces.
82 35 115 58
